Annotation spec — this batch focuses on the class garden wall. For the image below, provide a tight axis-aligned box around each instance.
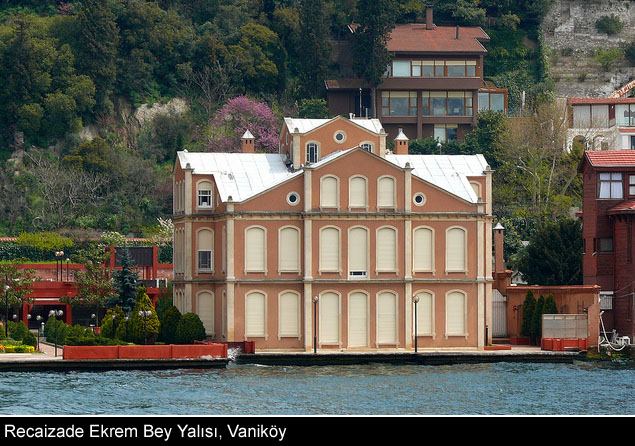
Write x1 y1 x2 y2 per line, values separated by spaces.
63 343 228 360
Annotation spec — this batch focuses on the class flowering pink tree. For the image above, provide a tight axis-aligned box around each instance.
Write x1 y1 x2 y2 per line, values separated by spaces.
207 96 280 153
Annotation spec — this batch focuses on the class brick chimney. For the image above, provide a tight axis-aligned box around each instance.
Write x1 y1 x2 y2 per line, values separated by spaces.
426 5 434 30
494 222 505 272
394 128 409 154
241 129 255 153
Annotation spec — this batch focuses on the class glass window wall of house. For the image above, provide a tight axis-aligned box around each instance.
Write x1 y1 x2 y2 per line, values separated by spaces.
382 91 417 116
616 104 635 126
423 91 473 117
389 60 477 78
434 124 458 143
478 92 505 112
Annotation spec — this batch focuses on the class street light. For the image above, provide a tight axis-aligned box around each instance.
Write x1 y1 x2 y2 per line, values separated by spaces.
138 310 152 345
48 309 63 357
36 315 42 351
65 258 70 281
3 284 9 338
55 251 64 281
312 295 319 354
413 295 420 353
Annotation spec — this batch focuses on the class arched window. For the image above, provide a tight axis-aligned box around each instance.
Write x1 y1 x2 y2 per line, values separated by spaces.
348 291 369 347
377 291 398 344
319 291 340 345
413 227 434 272
306 142 319 163
319 226 340 272
446 227 467 272
245 226 266 272
278 226 300 272
360 142 374 153
349 176 367 208
197 291 214 335
245 291 266 337
320 176 339 208
446 290 467 337
197 180 214 209
376 226 397 272
377 176 396 208
414 291 434 336
197 229 214 272
278 291 301 338
348 226 368 278
470 181 481 201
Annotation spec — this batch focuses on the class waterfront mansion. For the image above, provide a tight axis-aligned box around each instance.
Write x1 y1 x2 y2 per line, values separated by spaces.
172 115 494 351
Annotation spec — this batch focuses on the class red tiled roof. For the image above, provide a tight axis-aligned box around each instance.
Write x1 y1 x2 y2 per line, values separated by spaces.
619 128 635 133
568 97 635 105
324 78 365 90
386 23 489 53
349 23 489 54
585 150 635 167
608 199 635 214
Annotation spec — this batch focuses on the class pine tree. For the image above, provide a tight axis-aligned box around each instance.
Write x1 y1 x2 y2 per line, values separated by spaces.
297 0 331 99
531 294 545 341
521 290 535 337
110 245 138 314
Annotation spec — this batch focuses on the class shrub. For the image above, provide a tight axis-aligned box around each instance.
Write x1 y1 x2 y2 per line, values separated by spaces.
0 325 5 340
175 313 206 344
595 15 624 35
101 306 125 339
129 292 160 345
4 345 35 353
531 294 546 340
595 48 623 71
158 305 181 344
521 290 536 337
44 317 69 345
543 294 558 314
115 318 131 342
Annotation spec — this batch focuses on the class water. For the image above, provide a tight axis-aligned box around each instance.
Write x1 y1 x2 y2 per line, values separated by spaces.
1 361 634 415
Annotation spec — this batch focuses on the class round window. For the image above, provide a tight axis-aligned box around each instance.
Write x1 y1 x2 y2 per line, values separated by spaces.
287 192 300 206
334 131 346 144
413 193 426 206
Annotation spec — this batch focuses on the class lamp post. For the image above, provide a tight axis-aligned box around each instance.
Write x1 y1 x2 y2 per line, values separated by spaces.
49 309 63 357
55 251 64 281
413 295 420 353
312 295 319 354
3 284 9 338
36 315 42 351
65 258 70 281
138 310 152 345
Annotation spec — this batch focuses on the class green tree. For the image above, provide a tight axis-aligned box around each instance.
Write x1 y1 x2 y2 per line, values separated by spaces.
521 290 535 338
62 262 116 327
298 98 329 118
175 312 206 344
101 306 125 339
517 218 583 286
531 294 545 340
109 245 138 313
543 294 558 314
297 0 331 99
15 231 73 252
0 263 36 333
158 305 181 344
352 0 398 118
129 291 159 345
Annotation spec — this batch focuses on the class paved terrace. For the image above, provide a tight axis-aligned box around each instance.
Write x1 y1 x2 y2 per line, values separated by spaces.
0 342 586 371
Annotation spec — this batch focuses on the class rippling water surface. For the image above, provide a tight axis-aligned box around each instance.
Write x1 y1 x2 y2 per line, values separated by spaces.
1 361 634 415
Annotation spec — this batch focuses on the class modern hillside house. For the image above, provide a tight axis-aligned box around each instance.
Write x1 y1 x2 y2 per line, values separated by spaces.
325 6 507 142
578 150 635 341
172 116 494 352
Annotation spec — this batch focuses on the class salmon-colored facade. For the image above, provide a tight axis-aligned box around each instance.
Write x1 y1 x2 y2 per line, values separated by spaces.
173 116 494 352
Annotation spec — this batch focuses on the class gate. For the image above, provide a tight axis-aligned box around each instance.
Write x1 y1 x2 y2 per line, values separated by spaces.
492 289 507 337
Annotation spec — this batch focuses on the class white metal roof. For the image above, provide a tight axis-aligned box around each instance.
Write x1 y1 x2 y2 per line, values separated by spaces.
386 154 489 203
177 151 299 202
177 150 488 204
283 116 384 135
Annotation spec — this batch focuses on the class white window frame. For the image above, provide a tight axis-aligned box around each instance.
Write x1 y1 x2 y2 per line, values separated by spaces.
278 290 301 339
360 141 374 153
377 175 397 209
245 226 267 273
414 290 435 337
196 180 214 210
445 226 468 273
245 290 267 338
445 290 468 338
375 226 398 273
348 226 369 279
306 141 319 164
197 228 214 273
413 226 435 273
319 175 340 209
319 226 342 273
278 226 301 273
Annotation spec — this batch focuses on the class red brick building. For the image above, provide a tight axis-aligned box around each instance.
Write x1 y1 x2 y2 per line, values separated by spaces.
578 150 635 339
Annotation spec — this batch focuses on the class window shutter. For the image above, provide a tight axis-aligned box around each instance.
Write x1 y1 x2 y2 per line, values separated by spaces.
319 292 339 344
416 292 433 335
246 292 266 337
413 227 433 271
321 177 338 207
246 227 265 271
197 292 214 335
198 229 213 270
377 292 397 344
377 177 395 207
350 177 367 207
376 227 397 271
279 227 300 271
348 227 368 274
279 292 299 337
446 228 466 271
348 292 368 347
446 291 465 335
319 228 340 271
